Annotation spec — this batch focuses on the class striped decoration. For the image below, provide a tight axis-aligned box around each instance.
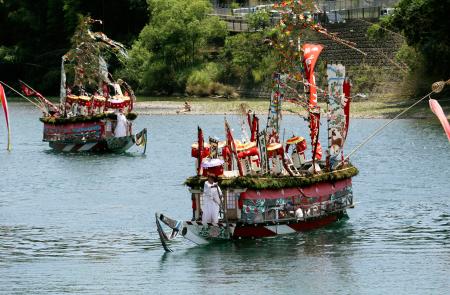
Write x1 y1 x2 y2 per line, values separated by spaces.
50 142 100 152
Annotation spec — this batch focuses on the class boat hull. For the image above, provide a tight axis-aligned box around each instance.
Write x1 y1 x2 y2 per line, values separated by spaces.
42 121 146 153
157 210 347 245
48 136 134 153
156 169 356 249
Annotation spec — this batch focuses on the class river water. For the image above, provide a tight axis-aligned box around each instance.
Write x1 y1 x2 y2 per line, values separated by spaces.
0 103 449 294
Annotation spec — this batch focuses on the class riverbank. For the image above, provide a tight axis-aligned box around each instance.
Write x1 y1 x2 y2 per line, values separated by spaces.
134 96 450 119
6 96 448 119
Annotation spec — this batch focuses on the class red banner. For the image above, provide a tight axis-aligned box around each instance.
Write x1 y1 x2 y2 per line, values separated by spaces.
20 82 36 96
303 44 323 162
20 81 60 113
197 126 204 176
250 114 259 142
225 121 243 176
429 99 450 142
309 112 322 160
0 84 11 150
343 77 352 140
302 44 323 107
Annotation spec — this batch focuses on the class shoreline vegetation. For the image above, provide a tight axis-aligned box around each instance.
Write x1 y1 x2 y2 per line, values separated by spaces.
133 97 448 119
8 96 447 119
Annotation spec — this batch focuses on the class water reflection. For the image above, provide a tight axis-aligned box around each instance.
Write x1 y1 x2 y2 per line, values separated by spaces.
0 224 154 263
1 104 450 294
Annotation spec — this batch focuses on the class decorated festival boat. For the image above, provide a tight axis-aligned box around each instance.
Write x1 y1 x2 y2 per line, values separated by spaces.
156 1 360 251
17 17 146 153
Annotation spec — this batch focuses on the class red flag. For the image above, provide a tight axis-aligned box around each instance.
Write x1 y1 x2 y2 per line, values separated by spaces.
302 44 323 107
197 126 204 175
225 121 243 176
303 44 323 161
309 112 321 160
429 99 450 142
343 78 352 140
20 82 36 96
0 84 12 151
250 114 259 142
19 81 60 113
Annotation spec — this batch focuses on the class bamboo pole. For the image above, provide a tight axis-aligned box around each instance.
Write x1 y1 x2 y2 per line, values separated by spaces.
0 81 46 111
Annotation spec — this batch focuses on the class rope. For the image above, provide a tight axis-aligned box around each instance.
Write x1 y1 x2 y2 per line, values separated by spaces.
0 81 46 111
337 79 449 166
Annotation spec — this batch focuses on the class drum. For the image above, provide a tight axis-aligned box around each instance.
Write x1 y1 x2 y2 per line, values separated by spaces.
267 142 283 158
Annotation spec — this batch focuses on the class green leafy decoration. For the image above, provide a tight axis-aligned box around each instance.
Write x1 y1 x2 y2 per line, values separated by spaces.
185 165 358 190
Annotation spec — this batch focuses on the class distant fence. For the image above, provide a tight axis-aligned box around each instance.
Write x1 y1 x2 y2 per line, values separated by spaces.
213 14 279 32
330 6 381 21
213 6 382 32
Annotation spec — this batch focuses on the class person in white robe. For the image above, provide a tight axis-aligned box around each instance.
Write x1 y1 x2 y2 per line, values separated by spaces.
114 109 128 137
202 175 222 224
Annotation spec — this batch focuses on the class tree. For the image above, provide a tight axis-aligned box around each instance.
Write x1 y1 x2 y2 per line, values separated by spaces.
0 0 148 94
388 0 450 78
220 31 276 86
124 0 227 94
246 10 270 31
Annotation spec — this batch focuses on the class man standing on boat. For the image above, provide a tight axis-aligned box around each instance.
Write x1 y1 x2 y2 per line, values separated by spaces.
114 108 128 137
202 174 222 224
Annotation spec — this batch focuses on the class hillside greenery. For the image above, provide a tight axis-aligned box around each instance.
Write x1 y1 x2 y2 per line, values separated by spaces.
1 0 449 97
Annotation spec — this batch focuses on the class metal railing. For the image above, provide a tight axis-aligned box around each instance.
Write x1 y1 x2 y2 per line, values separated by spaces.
212 6 383 32
328 6 382 22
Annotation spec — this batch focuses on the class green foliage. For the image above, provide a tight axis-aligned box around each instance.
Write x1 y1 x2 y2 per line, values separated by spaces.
388 0 450 77
125 0 228 94
230 1 240 12
221 32 276 86
203 16 228 47
395 43 425 71
187 63 220 87
367 23 386 42
367 15 392 42
185 63 238 97
246 10 270 31
184 165 359 190
116 40 152 91
66 16 104 88
0 0 148 94
0 46 19 63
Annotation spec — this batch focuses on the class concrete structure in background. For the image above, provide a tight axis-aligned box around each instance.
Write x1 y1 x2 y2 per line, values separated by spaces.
211 0 400 11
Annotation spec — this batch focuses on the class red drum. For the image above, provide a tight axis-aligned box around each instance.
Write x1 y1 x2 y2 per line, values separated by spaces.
296 139 307 153
106 95 131 109
66 95 91 107
238 146 259 159
286 136 307 154
93 96 106 107
267 142 283 158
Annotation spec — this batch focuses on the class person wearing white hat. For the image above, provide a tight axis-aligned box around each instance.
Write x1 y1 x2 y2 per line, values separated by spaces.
114 108 128 137
202 174 222 224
